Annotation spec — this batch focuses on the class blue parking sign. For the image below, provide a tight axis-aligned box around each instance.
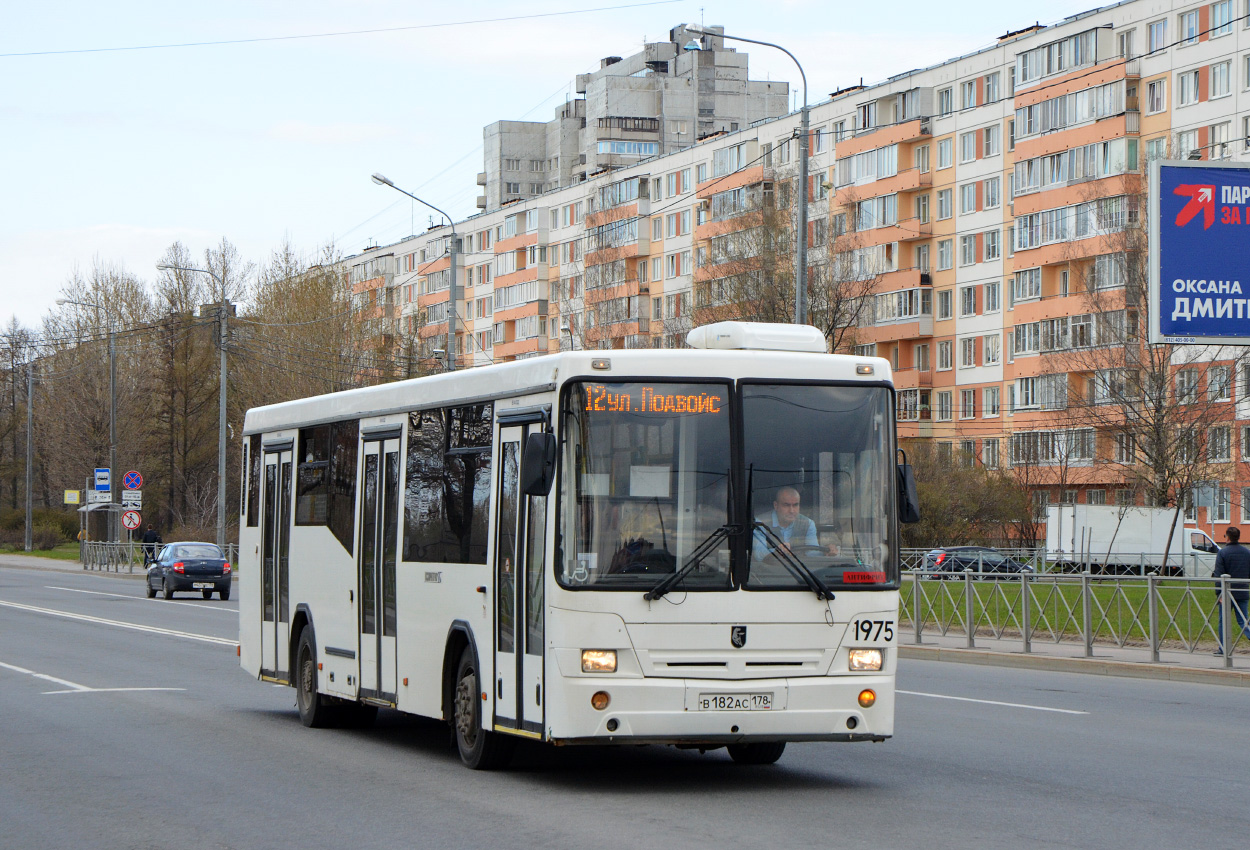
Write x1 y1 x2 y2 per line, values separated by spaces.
1151 159 1250 344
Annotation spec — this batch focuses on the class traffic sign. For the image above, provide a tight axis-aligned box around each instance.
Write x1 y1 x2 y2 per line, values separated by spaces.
63 490 81 505
123 471 142 490
87 491 110 504
121 510 141 531
122 490 142 506
94 468 111 492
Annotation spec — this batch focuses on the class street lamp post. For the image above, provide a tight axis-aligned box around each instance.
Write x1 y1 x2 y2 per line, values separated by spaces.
685 26 809 326
155 263 230 550
56 297 117 542
371 173 460 371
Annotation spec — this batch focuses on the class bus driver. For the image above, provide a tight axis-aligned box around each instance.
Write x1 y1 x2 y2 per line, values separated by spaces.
753 486 846 561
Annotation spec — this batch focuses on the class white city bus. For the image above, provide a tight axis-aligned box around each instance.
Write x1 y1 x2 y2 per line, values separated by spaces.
238 321 918 768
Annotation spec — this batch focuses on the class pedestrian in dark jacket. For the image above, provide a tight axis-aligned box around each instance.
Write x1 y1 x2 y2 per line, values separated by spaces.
1213 526 1250 655
141 525 163 564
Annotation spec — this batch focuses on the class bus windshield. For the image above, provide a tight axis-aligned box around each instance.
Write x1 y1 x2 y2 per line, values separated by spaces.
560 381 733 590
744 383 897 589
558 379 898 591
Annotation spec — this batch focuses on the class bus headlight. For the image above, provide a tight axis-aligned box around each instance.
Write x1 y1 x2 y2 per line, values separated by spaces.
848 648 883 671
581 649 617 673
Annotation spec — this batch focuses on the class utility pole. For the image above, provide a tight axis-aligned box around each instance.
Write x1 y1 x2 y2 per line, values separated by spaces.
109 329 116 543
23 361 32 552
217 298 229 550
447 235 460 372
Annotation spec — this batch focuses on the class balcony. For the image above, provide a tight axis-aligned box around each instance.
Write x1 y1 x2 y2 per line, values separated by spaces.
892 366 933 390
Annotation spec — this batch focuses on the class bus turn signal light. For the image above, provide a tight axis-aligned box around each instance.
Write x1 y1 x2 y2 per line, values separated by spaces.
581 649 617 673
591 691 611 711
858 689 877 708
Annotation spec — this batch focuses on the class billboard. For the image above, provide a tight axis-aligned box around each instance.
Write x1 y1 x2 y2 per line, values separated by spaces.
1150 159 1250 344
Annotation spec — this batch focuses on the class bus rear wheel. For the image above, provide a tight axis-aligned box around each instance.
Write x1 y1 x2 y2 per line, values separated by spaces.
453 647 514 770
727 742 786 765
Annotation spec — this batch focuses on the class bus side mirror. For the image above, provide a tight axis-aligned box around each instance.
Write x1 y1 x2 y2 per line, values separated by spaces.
521 432 557 496
897 463 920 524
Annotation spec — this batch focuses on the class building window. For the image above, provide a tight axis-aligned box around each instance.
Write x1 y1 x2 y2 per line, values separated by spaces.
960 183 977 215
1147 79 1166 114
985 72 1000 103
984 282 1000 313
915 343 930 371
1088 489 1107 506
937 340 953 370
916 244 930 273
983 125 1001 157
1177 129 1199 159
1212 0 1234 36
985 229 1001 261
960 390 976 419
984 177 1000 209
960 132 977 163
1210 364 1232 400
984 334 1001 365
961 81 977 109
937 189 953 220
938 138 953 169
1148 19 1167 53
1212 122 1232 159
937 289 952 320
983 438 999 468
1177 70 1199 106
935 391 952 421
938 239 953 271
959 337 977 368
938 87 953 115
1209 426 1232 462
1176 368 1199 403
983 387 1000 417
1212 61 1231 98
1118 29 1136 59
959 236 976 267
915 144 930 173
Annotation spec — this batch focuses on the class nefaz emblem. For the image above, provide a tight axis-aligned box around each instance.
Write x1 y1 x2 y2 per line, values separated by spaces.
730 625 747 648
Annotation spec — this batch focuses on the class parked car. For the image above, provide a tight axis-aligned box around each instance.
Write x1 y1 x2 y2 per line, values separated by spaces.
919 546 1034 577
146 542 232 600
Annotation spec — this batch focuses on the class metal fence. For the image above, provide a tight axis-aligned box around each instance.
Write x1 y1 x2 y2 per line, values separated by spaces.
80 541 240 573
902 570 1248 669
900 548 1212 576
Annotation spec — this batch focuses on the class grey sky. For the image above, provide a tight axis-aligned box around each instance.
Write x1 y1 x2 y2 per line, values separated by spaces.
1 0 1100 327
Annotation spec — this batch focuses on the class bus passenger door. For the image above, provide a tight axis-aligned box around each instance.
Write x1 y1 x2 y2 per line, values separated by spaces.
358 436 400 703
261 448 292 681
494 423 546 737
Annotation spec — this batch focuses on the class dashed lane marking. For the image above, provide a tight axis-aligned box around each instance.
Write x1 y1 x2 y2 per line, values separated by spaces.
46 585 238 613
898 689 1089 715
0 599 238 646
0 660 184 695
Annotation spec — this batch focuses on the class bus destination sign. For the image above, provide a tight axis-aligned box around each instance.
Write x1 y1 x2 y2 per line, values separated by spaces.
583 383 726 415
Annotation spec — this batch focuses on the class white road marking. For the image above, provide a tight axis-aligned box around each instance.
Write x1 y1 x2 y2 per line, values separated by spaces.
0 660 185 696
0 599 238 646
898 689 1089 715
42 687 185 695
46 585 238 613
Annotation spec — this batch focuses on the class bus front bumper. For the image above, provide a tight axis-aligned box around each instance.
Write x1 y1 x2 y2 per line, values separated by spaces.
546 674 894 745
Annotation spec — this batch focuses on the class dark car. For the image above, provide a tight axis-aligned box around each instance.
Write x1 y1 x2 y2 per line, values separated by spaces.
146 542 232 600
920 546 1034 577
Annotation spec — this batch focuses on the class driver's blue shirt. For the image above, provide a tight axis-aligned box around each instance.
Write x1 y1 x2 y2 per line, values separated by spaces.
753 511 819 560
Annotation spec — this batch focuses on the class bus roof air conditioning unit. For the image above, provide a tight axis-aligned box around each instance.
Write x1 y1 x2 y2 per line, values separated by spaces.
686 321 827 353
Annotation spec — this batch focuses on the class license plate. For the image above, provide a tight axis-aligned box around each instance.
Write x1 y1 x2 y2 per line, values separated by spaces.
192 582 213 589
697 693 772 711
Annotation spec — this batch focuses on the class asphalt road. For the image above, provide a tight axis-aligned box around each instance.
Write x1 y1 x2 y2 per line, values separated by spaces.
1 564 1246 850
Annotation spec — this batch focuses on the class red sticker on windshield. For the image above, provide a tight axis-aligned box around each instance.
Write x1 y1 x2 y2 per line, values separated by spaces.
843 571 886 583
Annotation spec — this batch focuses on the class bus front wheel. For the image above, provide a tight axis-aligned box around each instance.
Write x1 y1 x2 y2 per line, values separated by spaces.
296 629 334 728
453 647 514 770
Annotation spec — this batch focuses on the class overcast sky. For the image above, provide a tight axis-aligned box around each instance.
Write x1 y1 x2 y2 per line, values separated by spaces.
1 0 1101 328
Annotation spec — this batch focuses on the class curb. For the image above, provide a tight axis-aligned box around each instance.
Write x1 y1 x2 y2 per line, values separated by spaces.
899 644 1250 688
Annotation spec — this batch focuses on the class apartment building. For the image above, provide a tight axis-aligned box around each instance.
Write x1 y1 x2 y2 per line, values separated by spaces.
347 0 1250 533
477 25 791 211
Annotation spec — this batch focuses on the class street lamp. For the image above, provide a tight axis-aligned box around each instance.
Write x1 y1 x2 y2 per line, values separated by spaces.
155 263 230 550
56 297 118 544
371 173 460 372
684 26 809 326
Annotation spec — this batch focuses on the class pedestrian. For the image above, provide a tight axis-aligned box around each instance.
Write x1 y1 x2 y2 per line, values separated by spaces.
141 524 163 565
1212 526 1250 656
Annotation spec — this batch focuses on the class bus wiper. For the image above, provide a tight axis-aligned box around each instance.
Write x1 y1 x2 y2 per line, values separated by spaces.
644 524 739 601
752 522 836 601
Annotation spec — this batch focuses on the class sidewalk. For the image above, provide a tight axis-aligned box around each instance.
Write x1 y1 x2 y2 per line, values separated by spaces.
901 630 1250 687
0 552 143 577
